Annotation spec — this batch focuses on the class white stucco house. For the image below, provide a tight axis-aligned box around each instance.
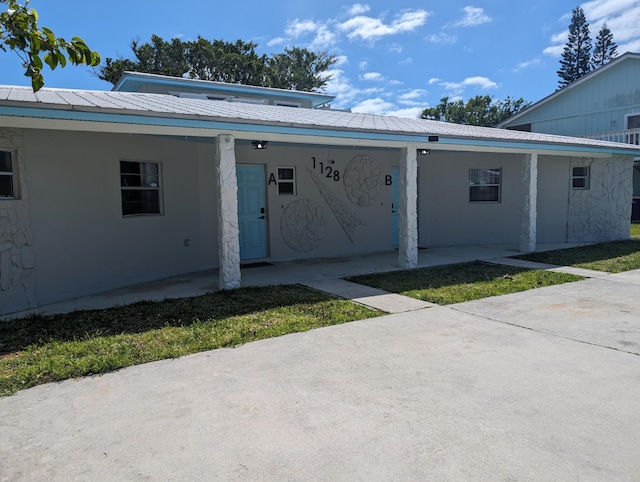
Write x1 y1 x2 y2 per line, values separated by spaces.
0 72 638 316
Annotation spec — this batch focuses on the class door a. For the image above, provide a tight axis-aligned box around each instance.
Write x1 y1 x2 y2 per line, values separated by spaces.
237 165 267 259
391 167 399 246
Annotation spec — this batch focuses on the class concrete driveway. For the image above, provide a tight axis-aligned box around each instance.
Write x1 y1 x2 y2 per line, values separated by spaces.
1 271 640 481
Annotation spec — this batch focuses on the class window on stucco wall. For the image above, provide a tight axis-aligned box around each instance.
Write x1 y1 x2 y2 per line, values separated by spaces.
572 166 590 190
0 151 15 199
120 160 163 216
277 167 296 195
469 168 501 202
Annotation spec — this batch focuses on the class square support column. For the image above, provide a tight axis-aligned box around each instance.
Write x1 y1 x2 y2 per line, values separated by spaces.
520 153 538 253
215 135 241 289
399 147 418 269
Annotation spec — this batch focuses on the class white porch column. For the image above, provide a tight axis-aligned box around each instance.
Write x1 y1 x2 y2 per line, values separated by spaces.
520 153 538 253
399 147 418 269
215 135 241 289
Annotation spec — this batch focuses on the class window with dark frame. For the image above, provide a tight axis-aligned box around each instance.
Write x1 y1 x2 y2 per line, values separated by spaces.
120 160 162 216
572 166 590 189
0 151 15 199
277 167 296 195
469 168 501 203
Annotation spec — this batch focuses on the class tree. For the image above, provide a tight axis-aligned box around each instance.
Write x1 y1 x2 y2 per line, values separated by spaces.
591 22 618 69
96 35 337 92
0 0 100 91
267 47 337 92
420 95 531 127
186 37 268 85
557 6 592 88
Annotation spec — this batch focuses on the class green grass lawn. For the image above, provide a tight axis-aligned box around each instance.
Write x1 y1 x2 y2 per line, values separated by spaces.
515 238 640 273
0 285 381 397
631 222 640 239
347 261 583 305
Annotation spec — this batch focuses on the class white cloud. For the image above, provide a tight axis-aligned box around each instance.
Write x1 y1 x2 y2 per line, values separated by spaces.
432 76 499 97
398 89 428 106
399 57 413 64
347 3 370 16
358 60 368 70
444 77 497 90
351 97 397 115
428 78 441 85
309 26 338 50
426 33 457 44
454 6 492 27
513 58 542 71
339 9 429 42
582 0 638 21
386 106 424 118
267 37 287 47
543 45 564 57
285 19 318 37
362 72 384 81
334 55 349 66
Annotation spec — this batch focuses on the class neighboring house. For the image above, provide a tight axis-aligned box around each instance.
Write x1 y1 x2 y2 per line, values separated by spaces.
498 52 640 219
0 73 638 316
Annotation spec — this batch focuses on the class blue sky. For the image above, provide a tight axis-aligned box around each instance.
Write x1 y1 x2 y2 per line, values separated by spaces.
2 0 640 117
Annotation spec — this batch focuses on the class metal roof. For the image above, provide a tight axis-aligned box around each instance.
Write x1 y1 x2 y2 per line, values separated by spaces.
113 72 336 108
1 84 639 156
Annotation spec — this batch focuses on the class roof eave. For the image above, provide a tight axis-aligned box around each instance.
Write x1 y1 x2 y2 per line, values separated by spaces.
1 104 637 158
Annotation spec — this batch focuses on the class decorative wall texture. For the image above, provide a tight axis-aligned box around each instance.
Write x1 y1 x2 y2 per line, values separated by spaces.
0 130 36 314
567 155 633 243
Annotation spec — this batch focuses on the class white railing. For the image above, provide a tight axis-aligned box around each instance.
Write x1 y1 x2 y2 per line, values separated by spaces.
584 128 640 145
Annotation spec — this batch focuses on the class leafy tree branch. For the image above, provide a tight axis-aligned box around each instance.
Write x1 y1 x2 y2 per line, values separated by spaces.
0 0 100 91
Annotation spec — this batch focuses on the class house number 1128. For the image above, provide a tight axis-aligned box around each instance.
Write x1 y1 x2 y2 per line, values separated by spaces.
312 157 340 181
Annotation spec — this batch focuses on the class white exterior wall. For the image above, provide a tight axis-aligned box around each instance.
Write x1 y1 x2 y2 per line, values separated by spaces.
567 155 633 242
23 130 219 307
418 152 523 246
536 156 570 243
236 145 400 261
2 126 634 315
0 130 36 314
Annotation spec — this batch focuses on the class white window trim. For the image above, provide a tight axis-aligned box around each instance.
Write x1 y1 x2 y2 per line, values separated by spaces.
572 166 590 190
120 160 164 216
625 112 640 129
468 168 502 203
277 167 296 196
0 150 16 200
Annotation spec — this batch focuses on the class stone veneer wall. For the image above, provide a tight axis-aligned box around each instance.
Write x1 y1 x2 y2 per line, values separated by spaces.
567 155 633 243
0 129 36 315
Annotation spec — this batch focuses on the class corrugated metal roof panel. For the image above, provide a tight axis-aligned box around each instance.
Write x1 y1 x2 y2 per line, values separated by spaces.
1 85 639 154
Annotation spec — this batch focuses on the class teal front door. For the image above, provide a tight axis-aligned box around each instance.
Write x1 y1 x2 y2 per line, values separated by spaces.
237 165 267 259
391 167 399 245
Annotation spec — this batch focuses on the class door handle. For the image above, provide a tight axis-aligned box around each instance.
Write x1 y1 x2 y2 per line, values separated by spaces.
259 216 265 219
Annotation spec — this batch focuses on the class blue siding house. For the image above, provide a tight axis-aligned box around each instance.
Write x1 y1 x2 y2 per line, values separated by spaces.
498 52 640 219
